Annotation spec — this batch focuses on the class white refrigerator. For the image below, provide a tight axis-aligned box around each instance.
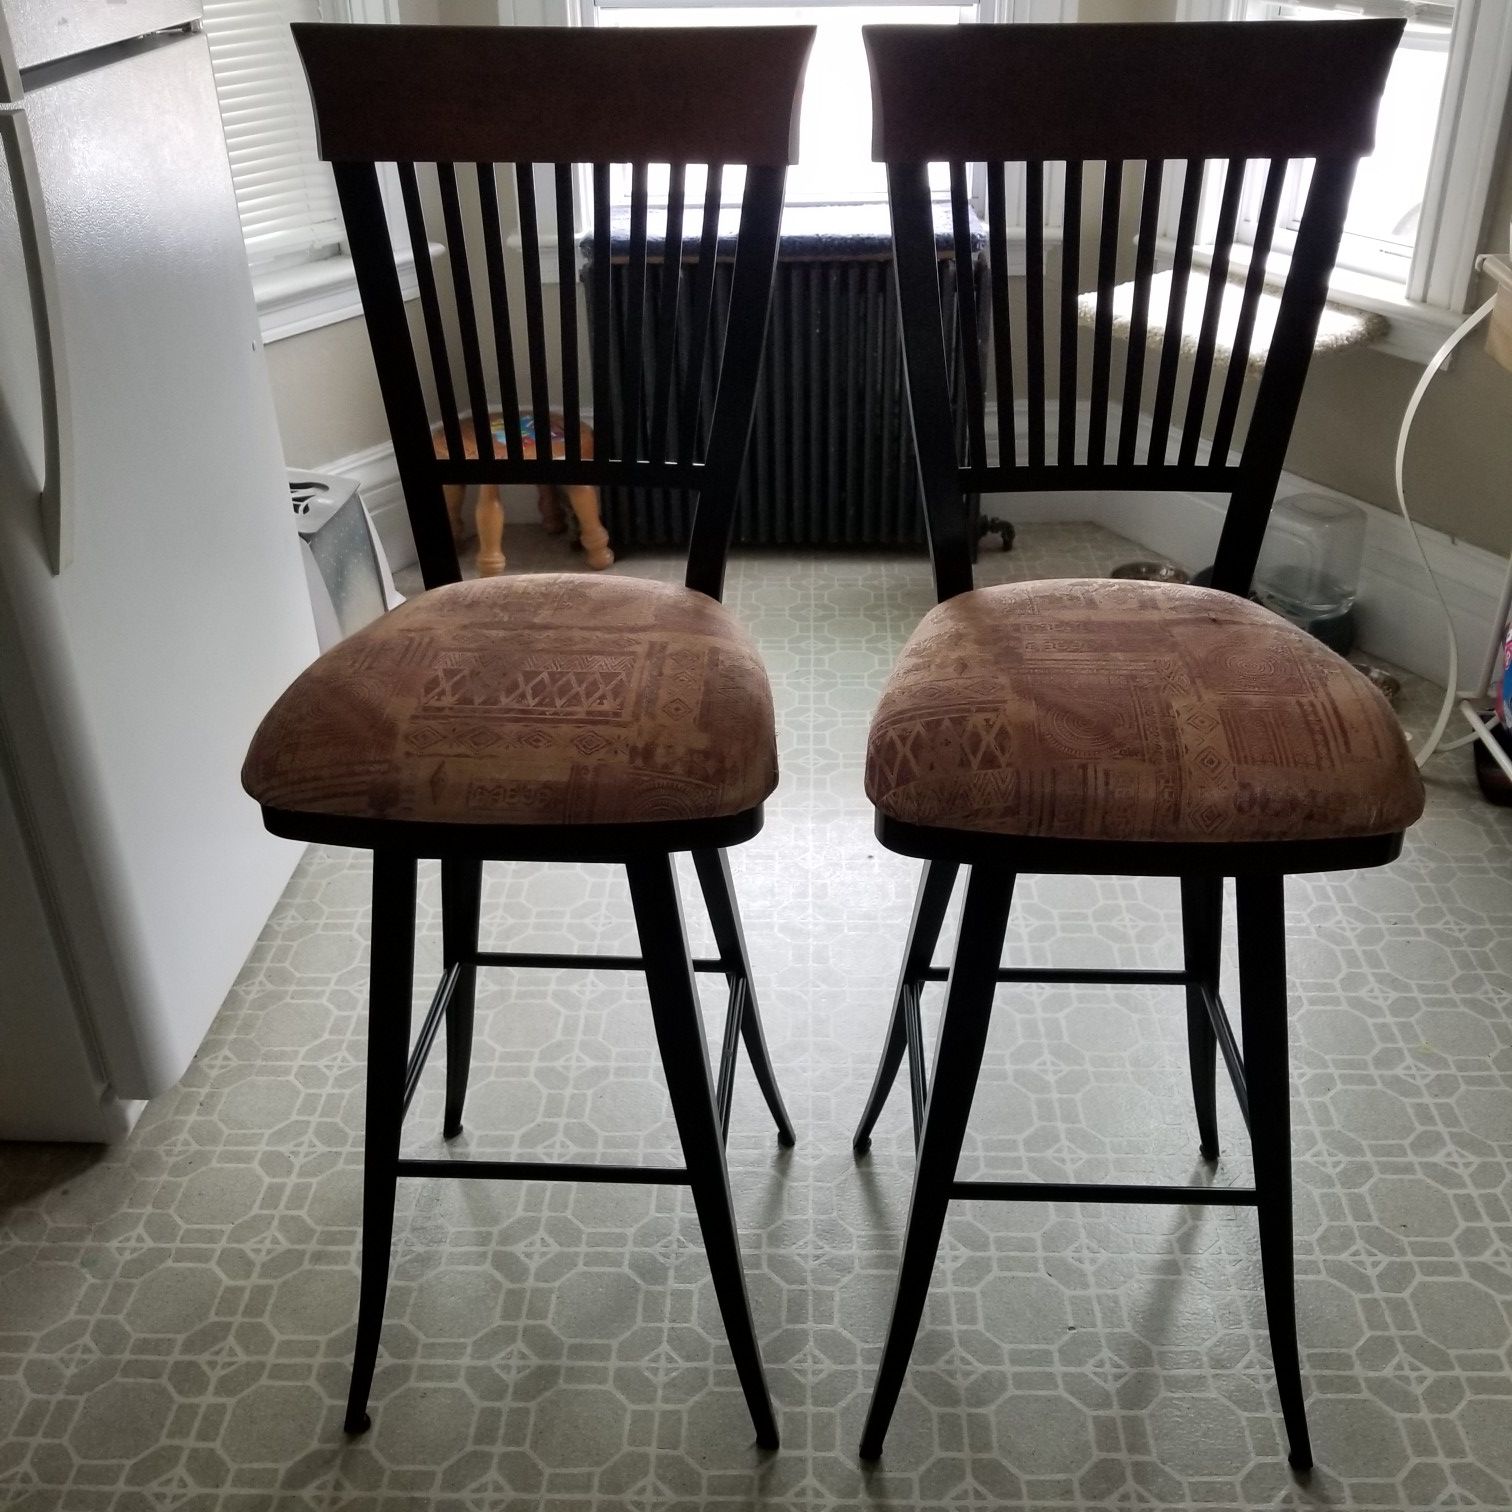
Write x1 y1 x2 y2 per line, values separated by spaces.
0 0 319 1140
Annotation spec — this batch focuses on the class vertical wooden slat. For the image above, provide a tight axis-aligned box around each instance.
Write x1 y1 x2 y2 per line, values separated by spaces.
333 162 460 587
649 163 686 467
555 164 580 464
1148 157 1204 465
514 163 553 457
477 164 523 464
949 161 987 469
679 165 723 466
1057 160 1082 468
590 163 615 460
398 161 462 463
436 162 493 461
1025 161 1046 469
1117 158 1163 467
1178 156 1244 467
1210 157 1286 465
1085 158 1122 466
986 161 1015 468
622 162 651 463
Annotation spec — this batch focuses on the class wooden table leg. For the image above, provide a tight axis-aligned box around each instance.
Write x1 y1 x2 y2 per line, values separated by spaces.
475 483 506 576
563 484 614 570
443 483 467 553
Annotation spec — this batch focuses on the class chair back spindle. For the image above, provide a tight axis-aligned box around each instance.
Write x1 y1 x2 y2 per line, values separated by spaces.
293 23 814 597
865 20 1402 604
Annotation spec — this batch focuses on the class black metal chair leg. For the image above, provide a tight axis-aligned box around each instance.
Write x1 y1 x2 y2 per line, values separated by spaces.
1179 874 1222 1161
345 850 418 1435
692 847 796 1147
859 866 1015 1460
626 853 780 1451
441 858 482 1139
1236 873 1313 1472
853 859 960 1151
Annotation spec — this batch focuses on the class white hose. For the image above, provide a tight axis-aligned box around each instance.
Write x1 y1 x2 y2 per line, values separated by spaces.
1391 293 1498 767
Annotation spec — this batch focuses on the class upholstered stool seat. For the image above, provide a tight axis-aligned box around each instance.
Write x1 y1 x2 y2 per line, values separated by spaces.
243 573 777 827
865 579 1424 845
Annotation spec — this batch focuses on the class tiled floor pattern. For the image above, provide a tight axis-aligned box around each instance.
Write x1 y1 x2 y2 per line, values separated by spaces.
3 522 1512 1510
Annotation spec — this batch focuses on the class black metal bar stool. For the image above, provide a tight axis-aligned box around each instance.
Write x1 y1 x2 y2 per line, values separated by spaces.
241 22 814 1448
850 19 1420 1470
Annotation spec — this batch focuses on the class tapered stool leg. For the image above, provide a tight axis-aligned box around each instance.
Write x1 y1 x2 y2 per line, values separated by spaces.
345 851 418 1434
692 847 795 1147
627 854 779 1450
1179 874 1223 1160
1236 873 1312 1471
441 858 483 1139
859 867 1015 1459
853 860 960 1151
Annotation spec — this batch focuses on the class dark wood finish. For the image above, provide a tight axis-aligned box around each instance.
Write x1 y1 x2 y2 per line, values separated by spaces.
440 859 481 1139
864 21 1400 162
872 814 1404 878
693 847 796 1147
626 854 780 1450
1057 159 1082 467
857 20 1407 1467
1237 874 1313 1471
1117 158 1163 466
1179 875 1222 1160
852 858 958 1153
279 26 809 1451
985 164 1015 468
858 866 1017 1462
343 851 416 1436
294 23 813 166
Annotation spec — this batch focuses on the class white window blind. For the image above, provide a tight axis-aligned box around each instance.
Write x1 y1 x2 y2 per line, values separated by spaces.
202 0 346 270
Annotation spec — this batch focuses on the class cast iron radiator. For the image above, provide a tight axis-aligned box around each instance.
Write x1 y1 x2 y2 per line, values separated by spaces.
581 205 987 550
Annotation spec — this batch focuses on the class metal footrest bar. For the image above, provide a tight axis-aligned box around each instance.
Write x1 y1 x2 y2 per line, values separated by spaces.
920 966 1192 986
903 984 927 1150
1198 983 1250 1133
401 963 460 1122
473 950 725 973
395 1157 690 1185
714 976 747 1143
952 1179 1257 1206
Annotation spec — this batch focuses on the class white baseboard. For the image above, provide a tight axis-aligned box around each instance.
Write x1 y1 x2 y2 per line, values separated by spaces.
313 416 1504 689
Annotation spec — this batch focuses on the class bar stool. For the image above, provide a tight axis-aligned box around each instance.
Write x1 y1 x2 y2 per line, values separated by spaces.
242 22 814 1448
850 19 1418 1469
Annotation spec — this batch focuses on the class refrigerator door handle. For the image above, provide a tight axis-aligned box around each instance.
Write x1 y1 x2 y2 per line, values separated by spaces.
1 88 74 575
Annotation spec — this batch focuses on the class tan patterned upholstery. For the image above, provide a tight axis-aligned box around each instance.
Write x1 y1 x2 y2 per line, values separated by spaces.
866 579 1424 844
243 574 776 826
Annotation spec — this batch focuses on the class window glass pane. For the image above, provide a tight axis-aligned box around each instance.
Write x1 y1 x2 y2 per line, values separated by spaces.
601 5 967 204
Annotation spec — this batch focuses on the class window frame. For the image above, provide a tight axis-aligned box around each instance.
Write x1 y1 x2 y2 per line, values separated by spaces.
1172 0 1512 363
205 0 427 343
506 0 1075 282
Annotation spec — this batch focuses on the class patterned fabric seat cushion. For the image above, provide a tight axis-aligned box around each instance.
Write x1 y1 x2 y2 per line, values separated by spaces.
866 579 1425 844
243 574 777 826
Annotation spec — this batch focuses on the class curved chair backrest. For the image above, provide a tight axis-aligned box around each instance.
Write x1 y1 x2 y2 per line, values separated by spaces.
864 20 1401 602
294 23 814 598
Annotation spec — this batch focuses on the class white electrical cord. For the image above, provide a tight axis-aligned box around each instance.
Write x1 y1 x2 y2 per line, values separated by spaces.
1391 291 1499 768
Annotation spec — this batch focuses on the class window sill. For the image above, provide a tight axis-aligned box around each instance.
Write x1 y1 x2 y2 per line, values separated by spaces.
253 242 445 344
1152 236 1464 366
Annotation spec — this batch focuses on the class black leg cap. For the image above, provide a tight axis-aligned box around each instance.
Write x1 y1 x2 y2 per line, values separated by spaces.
443 1121 463 1140
343 1412 372 1435
1199 1142 1220 1161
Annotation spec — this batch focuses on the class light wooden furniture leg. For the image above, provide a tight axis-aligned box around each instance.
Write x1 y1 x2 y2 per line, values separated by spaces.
443 483 467 553
474 483 506 577
536 484 568 535
563 484 614 570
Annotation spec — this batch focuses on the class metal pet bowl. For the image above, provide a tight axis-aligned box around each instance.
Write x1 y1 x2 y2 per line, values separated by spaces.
1109 560 1190 584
